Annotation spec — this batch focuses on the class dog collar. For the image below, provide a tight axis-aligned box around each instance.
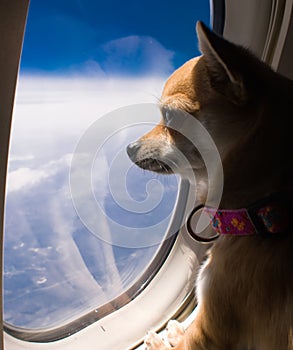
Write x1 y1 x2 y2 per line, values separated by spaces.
186 193 291 242
205 193 290 237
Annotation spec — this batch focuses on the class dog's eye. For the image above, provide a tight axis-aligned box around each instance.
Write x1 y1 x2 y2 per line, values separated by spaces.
163 109 173 126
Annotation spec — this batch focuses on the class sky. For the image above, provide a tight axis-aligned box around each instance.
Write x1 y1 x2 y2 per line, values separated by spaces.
21 0 210 75
4 0 210 330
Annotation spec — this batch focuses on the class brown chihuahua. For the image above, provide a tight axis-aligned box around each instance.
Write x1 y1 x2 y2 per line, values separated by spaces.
127 22 293 350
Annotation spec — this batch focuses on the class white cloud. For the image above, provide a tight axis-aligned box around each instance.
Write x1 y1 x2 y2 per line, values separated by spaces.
7 154 72 192
7 167 50 192
9 155 34 162
67 59 107 77
102 35 175 75
13 75 165 136
55 34 175 77
9 75 166 170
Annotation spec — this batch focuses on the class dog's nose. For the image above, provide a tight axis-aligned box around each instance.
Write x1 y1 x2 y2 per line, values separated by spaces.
127 141 140 160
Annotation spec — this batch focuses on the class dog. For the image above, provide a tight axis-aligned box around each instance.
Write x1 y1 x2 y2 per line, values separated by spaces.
127 21 293 350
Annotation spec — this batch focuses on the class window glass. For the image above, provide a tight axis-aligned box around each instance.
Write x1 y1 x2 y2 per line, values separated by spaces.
4 0 210 331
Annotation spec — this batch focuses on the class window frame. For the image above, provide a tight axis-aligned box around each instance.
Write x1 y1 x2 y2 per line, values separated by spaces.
0 1 30 350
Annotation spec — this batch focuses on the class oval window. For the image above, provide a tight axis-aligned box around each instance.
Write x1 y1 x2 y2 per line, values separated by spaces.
4 0 210 340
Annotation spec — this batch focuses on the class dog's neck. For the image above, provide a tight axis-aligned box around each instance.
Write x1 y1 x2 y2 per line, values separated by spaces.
194 145 291 211
216 101 291 209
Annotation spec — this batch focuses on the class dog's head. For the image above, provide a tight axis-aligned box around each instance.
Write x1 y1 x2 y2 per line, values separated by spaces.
127 21 273 178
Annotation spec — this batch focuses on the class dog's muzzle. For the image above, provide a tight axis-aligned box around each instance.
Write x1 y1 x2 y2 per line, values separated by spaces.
126 141 173 174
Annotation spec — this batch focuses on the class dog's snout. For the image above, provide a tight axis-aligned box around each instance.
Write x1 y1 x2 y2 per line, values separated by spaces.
127 141 140 160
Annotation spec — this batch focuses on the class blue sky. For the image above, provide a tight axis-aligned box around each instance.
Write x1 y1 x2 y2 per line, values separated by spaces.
5 0 210 330
21 0 210 74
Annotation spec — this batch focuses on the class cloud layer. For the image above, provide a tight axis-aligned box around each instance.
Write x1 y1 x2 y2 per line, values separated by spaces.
5 75 178 329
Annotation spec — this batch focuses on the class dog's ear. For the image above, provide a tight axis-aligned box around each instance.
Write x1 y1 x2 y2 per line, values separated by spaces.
196 21 248 105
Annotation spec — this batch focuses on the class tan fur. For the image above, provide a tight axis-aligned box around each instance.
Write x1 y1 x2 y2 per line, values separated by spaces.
127 21 293 349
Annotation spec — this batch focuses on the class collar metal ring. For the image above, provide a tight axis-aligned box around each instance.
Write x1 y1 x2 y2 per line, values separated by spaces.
186 205 219 243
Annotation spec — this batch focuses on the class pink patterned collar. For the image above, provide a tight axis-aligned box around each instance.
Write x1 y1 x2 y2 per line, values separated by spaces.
204 193 290 237
187 193 291 242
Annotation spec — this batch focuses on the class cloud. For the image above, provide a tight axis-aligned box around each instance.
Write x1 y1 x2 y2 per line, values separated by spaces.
27 31 176 78
66 59 107 77
7 154 72 192
100 35 175 76
14 75 165 126
9 74 166 169
4 74 179 328
7 167 50 192
9 155 34 162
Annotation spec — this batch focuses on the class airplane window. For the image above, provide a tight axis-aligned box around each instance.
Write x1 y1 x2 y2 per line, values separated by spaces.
4 0 210 340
